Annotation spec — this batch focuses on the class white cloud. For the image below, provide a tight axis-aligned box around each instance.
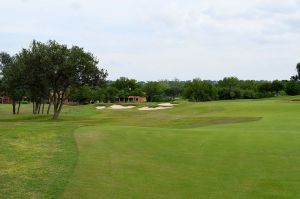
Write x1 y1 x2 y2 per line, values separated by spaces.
1 0 300 80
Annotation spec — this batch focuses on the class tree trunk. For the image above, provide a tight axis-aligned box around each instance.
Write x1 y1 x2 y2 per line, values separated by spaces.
34 102 37 114
32 101 35 114
34 102 38 114
47 101 52 114
53 94 58 114
52 91 65 120
53 101 63 119
42 102 45 114
12 100 16 115
37 102 41 114
17 101 21 114
33 101 40 115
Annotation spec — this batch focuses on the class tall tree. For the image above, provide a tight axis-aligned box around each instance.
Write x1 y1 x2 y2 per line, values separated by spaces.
271 80 284 95
285 81 300 96
18 41 50 114
14 40 107 119
164 78 185 100
218 77 241 99
143 81 166 102
183 79 218 102
105 86 119 102
42 41 107 119
1 53 26 114
0 52 11 75
112 77 142 100
291 63 300 81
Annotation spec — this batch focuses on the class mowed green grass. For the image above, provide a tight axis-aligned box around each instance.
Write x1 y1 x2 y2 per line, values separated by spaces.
1 97 300 198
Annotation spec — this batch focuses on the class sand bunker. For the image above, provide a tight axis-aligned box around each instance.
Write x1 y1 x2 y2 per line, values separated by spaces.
110 105 135 110
158 103 176 107
139 102 177 111
96 106 106 110
138 106 173 111
96 103 177 111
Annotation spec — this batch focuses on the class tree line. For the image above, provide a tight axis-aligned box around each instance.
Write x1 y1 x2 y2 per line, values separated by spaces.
1 40 300 119
64 76 300 104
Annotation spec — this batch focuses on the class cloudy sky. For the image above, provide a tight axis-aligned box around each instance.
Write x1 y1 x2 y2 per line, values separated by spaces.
1 0 300 80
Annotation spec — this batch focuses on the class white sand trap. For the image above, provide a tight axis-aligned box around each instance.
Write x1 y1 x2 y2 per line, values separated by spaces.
158 103 177 107
96 106 106 110
110 105 135 110
138 106 173 111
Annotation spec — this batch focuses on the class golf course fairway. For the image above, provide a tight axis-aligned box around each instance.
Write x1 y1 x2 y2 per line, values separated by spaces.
1 96 300 198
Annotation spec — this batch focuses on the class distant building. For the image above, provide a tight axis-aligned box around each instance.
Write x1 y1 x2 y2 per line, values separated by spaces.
128 96 147 103
0 96 12 104
117 96 147 103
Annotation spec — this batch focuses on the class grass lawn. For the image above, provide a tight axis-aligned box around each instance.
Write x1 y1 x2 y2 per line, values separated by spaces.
1 97 300 198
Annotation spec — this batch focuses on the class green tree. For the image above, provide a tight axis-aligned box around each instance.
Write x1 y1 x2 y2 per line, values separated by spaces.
285 81 300 96
257 81 273 97
0 52 11 74
69 85 94 104
1 53 26 114
17 42 50 114
143 81 166 102
183 79 218 102
239 80 257 90
112 77 142 100
242 90 258 99
164 78 185 100
0 79 4 96
105 86 119 102
92 86 105 102
0 52 10 96
218 77 241 99
271 80 284 95
45 41 107 119
291 63 300 81
17 40 107 119
258 81 272 93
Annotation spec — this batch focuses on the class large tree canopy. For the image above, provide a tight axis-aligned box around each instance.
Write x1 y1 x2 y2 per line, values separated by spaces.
142 81 167 102
291 63 300 81
1 40 108 119
1 52 26 114
112 77 143 99
218 77 241 99
0 52 12 74
183 79 218 102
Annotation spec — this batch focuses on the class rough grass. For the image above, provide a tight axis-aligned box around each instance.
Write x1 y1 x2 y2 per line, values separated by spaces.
0 123 78 198
1 97 300 198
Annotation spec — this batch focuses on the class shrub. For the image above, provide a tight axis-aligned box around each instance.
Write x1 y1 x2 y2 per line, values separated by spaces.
242 90 258 99
285 81 300 96
183 79 218 102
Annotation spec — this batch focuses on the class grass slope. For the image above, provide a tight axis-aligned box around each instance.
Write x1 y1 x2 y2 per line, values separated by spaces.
1 97 300 198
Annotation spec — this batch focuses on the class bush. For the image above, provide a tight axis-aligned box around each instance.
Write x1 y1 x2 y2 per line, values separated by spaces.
242 90 258 99
183 79 218 102
279 90 286 96
218 88 242 100
285 81 300 96
152 95 172 102
143 81 167 102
